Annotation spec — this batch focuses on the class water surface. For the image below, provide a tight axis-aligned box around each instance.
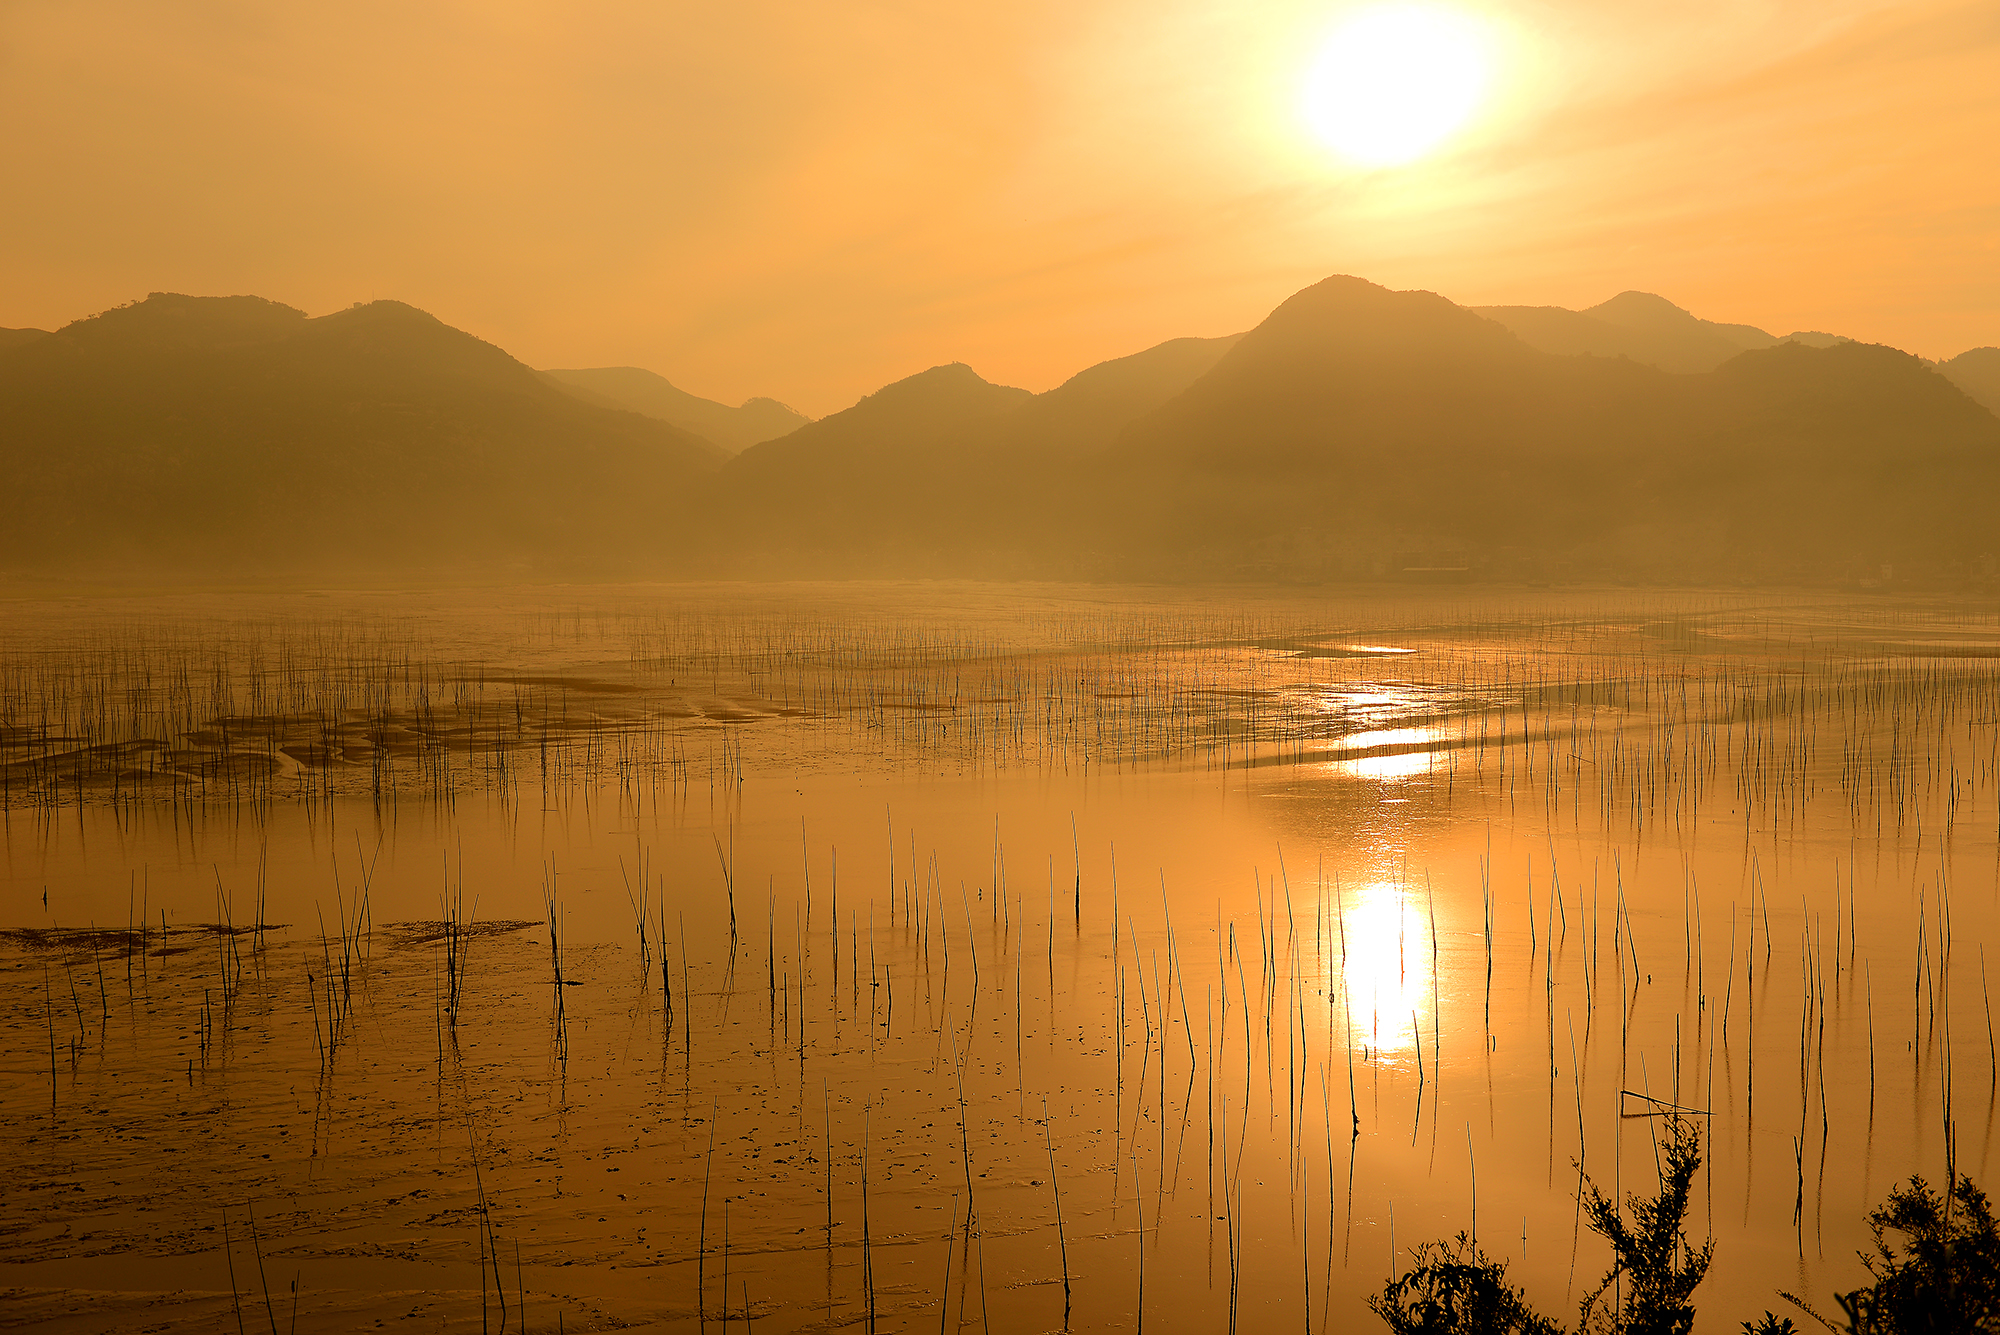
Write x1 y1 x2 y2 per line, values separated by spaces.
6 581 1999 1332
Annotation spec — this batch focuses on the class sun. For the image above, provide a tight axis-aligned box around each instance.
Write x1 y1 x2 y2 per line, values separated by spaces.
1300 3 1496 167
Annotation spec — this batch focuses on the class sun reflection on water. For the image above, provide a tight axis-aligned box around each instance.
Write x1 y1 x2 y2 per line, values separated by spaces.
1330 726 1438 779
1298 681 1460 779
1335 880 1434 1055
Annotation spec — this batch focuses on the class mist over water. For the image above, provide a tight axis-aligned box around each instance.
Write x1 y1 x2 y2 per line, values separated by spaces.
6 582 2000 1330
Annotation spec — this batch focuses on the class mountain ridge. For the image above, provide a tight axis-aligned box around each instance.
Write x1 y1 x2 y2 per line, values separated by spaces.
1941 348 2000 416
542 365 809 454
1476 290 1858 375
1093 277 2000 580
3 281 1995 584
0 293 724 575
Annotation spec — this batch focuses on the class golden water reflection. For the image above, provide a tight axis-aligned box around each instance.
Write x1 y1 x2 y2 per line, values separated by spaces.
1336 879 1435 1054
1298 678 1457 781
1330 726 1439 779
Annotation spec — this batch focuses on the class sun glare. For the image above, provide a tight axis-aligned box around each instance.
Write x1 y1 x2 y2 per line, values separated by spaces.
1300 3 1496 167
1330 726 1438 779
1337 881 1432 1054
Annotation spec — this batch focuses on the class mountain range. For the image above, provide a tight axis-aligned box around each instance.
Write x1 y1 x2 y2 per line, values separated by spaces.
1093 278 2000 581
540 366 808 454
714 335 1243 569
3 282 1997 584
0 295 719 573
1475 290 1836 374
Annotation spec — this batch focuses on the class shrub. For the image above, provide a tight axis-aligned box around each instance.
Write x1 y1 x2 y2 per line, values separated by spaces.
1371 1117 1713 1335
1576 1117 1715 1335
1809 1174 2000 1334
1368 1232 1564 1335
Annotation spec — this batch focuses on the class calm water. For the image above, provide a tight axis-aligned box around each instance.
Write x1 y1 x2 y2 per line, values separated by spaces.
6 581 2000 1332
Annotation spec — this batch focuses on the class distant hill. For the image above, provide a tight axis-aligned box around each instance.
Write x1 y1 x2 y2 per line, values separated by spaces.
1113 277 1669 561
0 328 49 353
1098 276 2000 580
1007 334 1242 451
1471 304 1714 372
5 281 1994 585
717 364 1032 562
1586 290 1776 352
1474 300 1752 373
714 335 1244 569
1476 291 1852 375
542 366 808 454
0 294 722 575
1668 340 2000 570
1941 349 2000 416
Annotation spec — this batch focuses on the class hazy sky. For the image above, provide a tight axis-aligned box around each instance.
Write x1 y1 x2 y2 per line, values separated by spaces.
3 0 1995 415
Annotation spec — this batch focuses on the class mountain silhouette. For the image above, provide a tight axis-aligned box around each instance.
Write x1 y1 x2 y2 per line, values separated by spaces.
5 280 1995 584
1006 334 1243 451
1475 291 1770 373
0 294 721 575
0 328 49 354
714 336 1245 570
1474 291 1855 376
1586 291 1777 351
1472 304 1737 374
734 362 1031 472
1105 276 1667 566
542 366 809 453
1099 276 2000 579
1941 349 2000 416
1663 340 2000 567
715 363 1032 566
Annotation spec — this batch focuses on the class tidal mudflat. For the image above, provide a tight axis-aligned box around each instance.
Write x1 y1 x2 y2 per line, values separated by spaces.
5 581 1999 1332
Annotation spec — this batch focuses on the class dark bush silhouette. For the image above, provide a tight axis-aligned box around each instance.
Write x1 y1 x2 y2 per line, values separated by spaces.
1577 1118 1714 1335
1367 1232 1564 1335
1789 1173 2000 1334
1367 1122 2000 1334
1371 1117 1713 1335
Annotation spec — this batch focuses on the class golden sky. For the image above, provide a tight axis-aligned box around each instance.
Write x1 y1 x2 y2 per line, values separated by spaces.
3 0 1995 415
